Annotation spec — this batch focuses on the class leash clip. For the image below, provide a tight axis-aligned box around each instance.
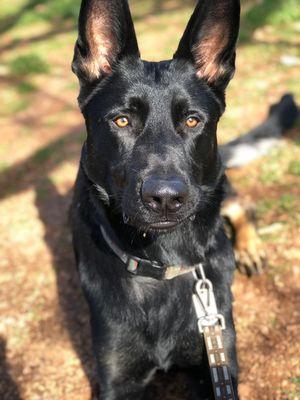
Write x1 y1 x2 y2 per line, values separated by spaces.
192 265 226 333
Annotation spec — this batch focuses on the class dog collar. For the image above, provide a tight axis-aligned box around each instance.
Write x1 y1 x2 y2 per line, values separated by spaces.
100 223 196 280
81 159 197 280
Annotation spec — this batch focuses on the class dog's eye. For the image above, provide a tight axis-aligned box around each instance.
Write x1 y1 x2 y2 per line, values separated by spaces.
186 116 200 128
114 116 129 128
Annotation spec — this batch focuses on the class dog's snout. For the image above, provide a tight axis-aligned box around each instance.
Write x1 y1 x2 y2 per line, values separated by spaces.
141 178 188 214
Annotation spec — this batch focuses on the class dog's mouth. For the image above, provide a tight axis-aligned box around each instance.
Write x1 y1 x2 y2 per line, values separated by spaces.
148 220 180 230
123 213 196 232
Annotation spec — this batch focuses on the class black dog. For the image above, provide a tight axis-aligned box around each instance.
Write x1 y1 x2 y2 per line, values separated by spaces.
71 0 240 398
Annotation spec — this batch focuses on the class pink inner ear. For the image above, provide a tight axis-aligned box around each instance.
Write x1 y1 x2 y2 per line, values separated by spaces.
81 10 119 80
193 24 229 83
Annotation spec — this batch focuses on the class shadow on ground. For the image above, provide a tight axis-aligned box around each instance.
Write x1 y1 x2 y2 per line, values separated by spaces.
0 127 99 398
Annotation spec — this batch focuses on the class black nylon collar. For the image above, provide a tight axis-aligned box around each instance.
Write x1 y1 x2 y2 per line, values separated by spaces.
99 218 199 280
99 223 168 280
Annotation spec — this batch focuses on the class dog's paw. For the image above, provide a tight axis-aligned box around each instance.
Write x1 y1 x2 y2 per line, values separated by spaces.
234 223 267 276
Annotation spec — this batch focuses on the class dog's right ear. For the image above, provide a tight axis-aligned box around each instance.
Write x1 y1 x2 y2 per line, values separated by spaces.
72 0 139 83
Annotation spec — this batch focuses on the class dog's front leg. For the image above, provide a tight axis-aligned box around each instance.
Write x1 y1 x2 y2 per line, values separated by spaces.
93 343 156 400
72 213 156 400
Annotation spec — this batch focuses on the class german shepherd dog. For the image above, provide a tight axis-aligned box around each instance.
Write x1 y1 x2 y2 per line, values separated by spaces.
70 0 298 398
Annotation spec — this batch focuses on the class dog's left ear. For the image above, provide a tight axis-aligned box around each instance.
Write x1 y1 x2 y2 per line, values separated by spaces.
174 0 240 92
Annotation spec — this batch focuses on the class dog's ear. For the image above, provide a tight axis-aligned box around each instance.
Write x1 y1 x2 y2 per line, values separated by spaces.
72 0 139 82
174 0 240 91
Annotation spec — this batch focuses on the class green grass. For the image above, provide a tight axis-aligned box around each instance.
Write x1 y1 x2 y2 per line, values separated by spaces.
2 0 299 38
0 0 195 30
260 161 284 185
257 199 277 215
0 161 10 173
0 0 80 32
35 184 51 200
241 0 300 40
32 146 58 164
289 377 300 385
30 133 86 166
279 194 297 213
16 81 37 93
257 193 298 218
9 53 50 76
288 160 300 176
10 98 31 113
244 0 300 26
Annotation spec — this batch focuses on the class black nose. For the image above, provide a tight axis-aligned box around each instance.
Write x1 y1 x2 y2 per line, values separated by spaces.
141 178 188 214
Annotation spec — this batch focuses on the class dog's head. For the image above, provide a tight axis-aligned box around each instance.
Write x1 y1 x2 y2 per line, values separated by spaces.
72 0 240 232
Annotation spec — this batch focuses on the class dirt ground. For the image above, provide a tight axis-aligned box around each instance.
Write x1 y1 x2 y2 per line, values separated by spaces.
1 1 300 399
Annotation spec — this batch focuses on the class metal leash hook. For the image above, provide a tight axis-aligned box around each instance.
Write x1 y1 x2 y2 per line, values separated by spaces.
193 278 225 333
192 264 236 400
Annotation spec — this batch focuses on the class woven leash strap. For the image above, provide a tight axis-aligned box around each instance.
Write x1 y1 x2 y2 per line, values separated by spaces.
192 265 236 400
203 325 235 400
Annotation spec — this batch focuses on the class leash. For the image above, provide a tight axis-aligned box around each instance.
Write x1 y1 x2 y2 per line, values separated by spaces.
192 264 236 400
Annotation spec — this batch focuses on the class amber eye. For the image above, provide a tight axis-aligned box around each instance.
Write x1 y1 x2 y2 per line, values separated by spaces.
186 116 200 128
114 116 129 128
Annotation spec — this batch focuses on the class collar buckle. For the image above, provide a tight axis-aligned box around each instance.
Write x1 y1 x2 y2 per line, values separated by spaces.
126 257 167 280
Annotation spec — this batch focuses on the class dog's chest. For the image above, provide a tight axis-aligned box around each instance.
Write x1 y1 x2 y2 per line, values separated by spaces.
131 276 205 369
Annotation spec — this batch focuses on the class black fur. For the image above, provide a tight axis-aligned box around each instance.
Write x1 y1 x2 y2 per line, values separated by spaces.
71 1 240 398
